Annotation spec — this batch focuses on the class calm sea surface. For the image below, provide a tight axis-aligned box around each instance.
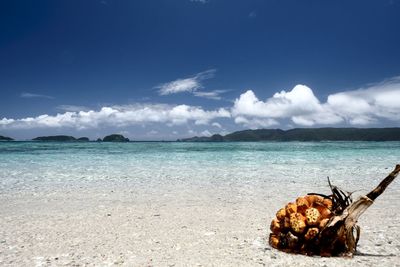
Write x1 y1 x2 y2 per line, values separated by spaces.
1 142 399 195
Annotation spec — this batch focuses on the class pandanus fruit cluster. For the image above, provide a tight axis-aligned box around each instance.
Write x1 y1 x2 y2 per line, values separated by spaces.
269 164 400 257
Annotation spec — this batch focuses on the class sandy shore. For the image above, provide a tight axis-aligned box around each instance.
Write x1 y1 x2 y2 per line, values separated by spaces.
1 179 400 267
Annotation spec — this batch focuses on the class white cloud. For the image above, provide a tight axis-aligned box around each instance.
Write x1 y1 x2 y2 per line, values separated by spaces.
20 92 54 99
200 130 212 136
57 105 90 112
234 116 279 129
211 122 222 128
193 90 227 100
232 77 400 127
4 76 400 133
232 85 323 118
326 76 400 124
0 103 230 130
156 69 215 95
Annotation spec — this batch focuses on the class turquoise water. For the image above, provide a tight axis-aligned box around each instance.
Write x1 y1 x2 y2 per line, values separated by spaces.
1 142 399 195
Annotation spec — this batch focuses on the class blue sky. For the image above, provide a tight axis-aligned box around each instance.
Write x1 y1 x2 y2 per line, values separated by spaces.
1 0 400 140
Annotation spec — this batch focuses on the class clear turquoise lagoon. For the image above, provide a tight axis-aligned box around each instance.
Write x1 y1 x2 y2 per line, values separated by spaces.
1 141 399 196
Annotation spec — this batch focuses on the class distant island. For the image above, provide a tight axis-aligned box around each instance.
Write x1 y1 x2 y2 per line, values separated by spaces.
102 134 129 142
178 128 400 142
0 135 14 141
30 134 129 142
32 135 90 142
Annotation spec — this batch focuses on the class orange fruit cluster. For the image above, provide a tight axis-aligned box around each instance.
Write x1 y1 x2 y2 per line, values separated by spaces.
269 194 333 253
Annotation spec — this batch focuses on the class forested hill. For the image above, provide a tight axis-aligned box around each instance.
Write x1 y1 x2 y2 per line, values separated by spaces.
178 128 400 142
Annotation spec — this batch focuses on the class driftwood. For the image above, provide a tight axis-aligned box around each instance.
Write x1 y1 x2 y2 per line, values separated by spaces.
269 164 400 257
319 164 400 256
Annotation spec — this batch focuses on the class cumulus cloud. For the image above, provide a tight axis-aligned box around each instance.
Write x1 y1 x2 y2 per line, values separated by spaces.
20 92 54 99
232 77 400 127
156 69 215 95
0 103 230 130
232 85 323 118
4 76 400 133
326 77 400 125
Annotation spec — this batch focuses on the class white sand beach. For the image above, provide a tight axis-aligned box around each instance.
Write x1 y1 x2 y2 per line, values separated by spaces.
1 177 399 266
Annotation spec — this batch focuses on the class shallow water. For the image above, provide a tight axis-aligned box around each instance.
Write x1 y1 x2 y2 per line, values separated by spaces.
1 141 399 195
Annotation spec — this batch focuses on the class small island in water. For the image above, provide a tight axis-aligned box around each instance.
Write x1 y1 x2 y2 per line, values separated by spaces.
29 134 129 142
0 135 14 141
32 135 90 142
102 134 130 142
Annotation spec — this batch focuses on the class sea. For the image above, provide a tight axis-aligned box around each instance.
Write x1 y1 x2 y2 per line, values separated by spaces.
1 141 400 198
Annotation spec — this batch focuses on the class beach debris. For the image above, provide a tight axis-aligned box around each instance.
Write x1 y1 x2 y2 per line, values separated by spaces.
269 164 400 257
